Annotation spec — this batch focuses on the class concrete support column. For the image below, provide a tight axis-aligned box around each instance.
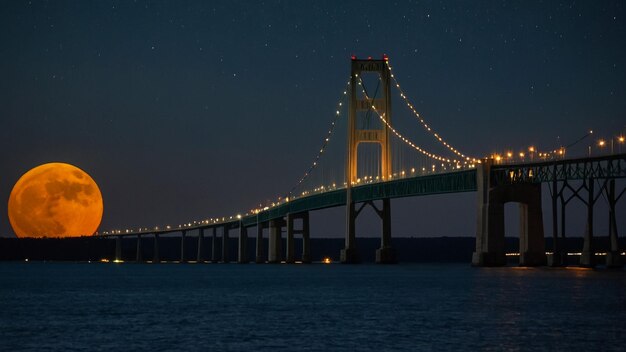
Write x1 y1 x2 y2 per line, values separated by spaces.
341 201 359 263
197 229 205 263
480 202 505 265
256 222 265 263
180 230 187 263
136 234 142 262
211 227 218 263
376 198 396 264
286 214 295 264
268 219 282 263
238 224 248 264
580 178 595 267
301 212 311 263
518 189 547 267
222 226 230 263
153 234 160 263
472 160 506 266
606 179 622 268
115 237 122 262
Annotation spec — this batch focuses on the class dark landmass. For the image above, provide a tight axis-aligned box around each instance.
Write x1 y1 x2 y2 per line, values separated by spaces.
1 236 623 263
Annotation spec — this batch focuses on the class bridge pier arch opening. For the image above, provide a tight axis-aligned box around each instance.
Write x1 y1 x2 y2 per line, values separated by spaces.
285 212 312 264
268 219 285 263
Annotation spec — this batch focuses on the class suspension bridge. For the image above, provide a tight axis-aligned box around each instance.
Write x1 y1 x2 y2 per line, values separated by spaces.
102 56 626 268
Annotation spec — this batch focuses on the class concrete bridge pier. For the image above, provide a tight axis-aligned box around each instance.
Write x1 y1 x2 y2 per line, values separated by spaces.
284 212 311 264
286 214 295 264
222 225 230 263
211 227 219 263
197 229 205 263
580 178 596 267
179 230 187 263
472 160 505 266
238 224 249 264
301 212 311 263
153 234 160 263
376 198 395 264
472 160 546 267
115 237 122 262
136 234 142 262
268 219 283 263
340 200 359 263
256 222 266 263
605 179 622 268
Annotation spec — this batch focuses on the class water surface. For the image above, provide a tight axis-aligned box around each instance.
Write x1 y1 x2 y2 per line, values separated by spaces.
1 263 625 351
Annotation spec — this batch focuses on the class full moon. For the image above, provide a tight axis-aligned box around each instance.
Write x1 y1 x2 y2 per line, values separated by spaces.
8 163 103 238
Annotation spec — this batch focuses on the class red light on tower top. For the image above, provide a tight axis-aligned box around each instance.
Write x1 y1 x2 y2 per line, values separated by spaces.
351 54 389 61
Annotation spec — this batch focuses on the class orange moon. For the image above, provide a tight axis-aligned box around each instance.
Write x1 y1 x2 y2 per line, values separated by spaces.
8 163 103 238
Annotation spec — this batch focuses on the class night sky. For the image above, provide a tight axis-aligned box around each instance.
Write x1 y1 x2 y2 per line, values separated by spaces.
1 1 625 238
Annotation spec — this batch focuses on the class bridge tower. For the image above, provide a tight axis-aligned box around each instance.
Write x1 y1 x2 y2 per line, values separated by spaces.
341 56 395 264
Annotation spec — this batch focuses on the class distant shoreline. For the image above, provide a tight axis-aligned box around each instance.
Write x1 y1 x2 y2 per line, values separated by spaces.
1 236 622 263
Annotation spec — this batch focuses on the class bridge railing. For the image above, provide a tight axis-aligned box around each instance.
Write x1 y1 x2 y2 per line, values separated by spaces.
491 153 626 186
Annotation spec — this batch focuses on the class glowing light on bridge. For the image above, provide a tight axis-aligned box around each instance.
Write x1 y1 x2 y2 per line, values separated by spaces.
288 78 352 197
357 78 466 165
385 60 473 161
103 58 625 239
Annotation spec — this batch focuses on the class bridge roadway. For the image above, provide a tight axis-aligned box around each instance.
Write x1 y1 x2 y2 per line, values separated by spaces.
105 153 625 267
107 169 476 236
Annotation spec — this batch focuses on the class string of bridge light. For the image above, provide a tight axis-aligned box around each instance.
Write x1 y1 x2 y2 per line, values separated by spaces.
105 77 352 237
102 67 482 237
287 78 351 197
385 60 474 162
357 76 460 164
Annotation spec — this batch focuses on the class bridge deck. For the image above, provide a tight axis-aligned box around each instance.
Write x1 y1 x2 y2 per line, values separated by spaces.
105 153 626 237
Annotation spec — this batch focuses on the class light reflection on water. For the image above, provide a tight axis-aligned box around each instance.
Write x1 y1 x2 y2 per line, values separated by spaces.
0 263 625 351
